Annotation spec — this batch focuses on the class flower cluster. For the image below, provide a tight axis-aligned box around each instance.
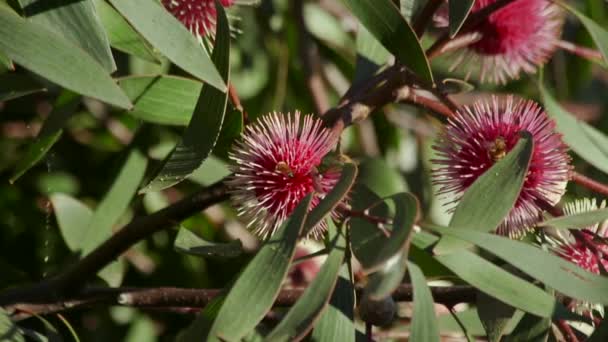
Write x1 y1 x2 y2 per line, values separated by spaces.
162 0 235 39
432 96 571 237
227 112 341 240
439 0 564 84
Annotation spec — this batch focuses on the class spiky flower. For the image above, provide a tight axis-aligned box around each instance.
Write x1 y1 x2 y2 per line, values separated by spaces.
432 95 570 237
162 0 235 39
228 111 341 240
553 198 608 275
440 0 564 84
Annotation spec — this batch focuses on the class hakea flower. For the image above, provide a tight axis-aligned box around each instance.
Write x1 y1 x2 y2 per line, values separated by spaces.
432 95 571 237
227 112 341 240
162 0 236 39
553 199 608 275
437 0 564 84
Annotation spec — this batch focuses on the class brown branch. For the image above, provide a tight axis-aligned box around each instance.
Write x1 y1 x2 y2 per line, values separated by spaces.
228 82 249 124
6 285 476 320
571 171 608 197
0 180 229 306
295 0 330 114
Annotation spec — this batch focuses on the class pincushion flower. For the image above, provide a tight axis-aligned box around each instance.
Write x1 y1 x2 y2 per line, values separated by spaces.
432 96 571 237
228 111 341 240
438 0 564 84
162 0 235 39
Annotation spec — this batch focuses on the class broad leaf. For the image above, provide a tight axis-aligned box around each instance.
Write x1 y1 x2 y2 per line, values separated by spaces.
353 24 389 85
449 0 475 37
94 0 159 63
140 2 230 193
265 220 346 341
118 75 201 126
432 226 608 305
477 292 516 342
540 84 608 174
341 0 434 83
400 0 425 23
18 0 116 72
50 193 93 252
206 195 313 342
364 249 408 300
0 6 131 109
108 0 225 91
310 265 356 342
503 313 551 342
434 132 533 254
408 262 440 342
174 227 243 258
539 207 608 230
11 91 80 183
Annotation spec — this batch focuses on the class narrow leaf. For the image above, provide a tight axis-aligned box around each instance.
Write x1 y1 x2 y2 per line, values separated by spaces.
207 195 313 342
0 51 13 71
0 73 45 102
432 226 608 305
0 308 24 342
11 91 80 183
353 24 389 85
435 250 560 318
408 262 441 342
477 292 516 342
434 132 533 254
364 250 408 300
50 193 93 253
18 0 116 72
108 0 226 91
449 0 475 37
540 84 608 174
503 313 551 342
310 265 356 342
174 227 243 258
140 2 230 193
540 207 608 230
341 0 434 83
0 6 132 109
265 220 347 341
94 0 160 64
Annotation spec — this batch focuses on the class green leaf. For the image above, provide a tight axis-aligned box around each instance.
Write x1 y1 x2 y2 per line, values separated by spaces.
140 3 230 193
174 227 243 258
107 0 226 92
94 0 159 64
80 146 147 285
357 157 408 197
206 195 313 342
588 312 608 342
408 262 441 342
449 0 475 37
18 0 116 72
303 162 357 235
188 155 231 186
556 0 608 67
118 75 201 126
432 226 608 305
353 24 389 85
0 6 132 109
477 292 516 342
540 84 608 174
364 249 408 300
400 0 425 23
434 132 533 254
435 249 560 318
50 193 93 253
0 51 12 71
539 207 608 230
341 0 434 84
0 308 24 342
0 73 45 102
311 265 356 342
11 91 80 183
351 192 418 273
503 313 551 342
265 220 346 341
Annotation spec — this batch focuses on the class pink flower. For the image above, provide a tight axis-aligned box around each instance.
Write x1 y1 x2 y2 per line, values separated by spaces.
228 112 340 239
162 0 235 39
554 199 608 275
442 0 564 84
432 96 571 237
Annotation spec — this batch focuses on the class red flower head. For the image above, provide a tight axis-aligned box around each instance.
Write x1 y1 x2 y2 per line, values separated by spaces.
228 112 341 239
554 199 608 275
440 0 564 84
432 96 571 237
162 0 235 39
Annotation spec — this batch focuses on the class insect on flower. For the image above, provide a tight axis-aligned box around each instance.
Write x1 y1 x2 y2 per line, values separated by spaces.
227 111 343 240
161 0 237 40
432 95 571 237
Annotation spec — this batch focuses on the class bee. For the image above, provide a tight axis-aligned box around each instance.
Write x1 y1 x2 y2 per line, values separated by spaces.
489 136 507 162
275 161 294 177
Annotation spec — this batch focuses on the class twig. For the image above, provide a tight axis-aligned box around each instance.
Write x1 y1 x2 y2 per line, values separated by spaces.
295 0 330 114
0 181 229 306
571 171 608 197
228 82 249 124
5 285 476 320
556 40 604 63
